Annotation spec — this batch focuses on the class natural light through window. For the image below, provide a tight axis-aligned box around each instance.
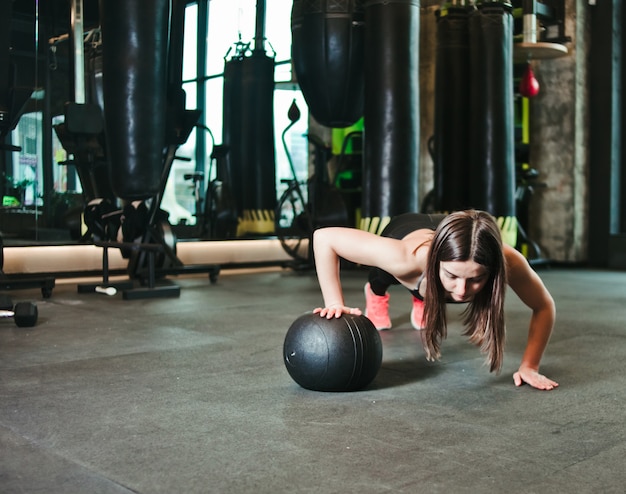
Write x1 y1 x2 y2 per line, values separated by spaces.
166 0 308 229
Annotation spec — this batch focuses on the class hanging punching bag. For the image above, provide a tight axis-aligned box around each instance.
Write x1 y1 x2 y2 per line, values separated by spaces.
519 62 540 98
221 51 245 234
100 0 169 200
433 5 472 213
467 2 517 246
0 0 12 130
238 49 277 236
291 0 365 128
361 0 420 235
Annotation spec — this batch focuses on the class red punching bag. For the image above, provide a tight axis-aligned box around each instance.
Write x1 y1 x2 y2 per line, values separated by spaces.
291 0 364 128
519 63 540 98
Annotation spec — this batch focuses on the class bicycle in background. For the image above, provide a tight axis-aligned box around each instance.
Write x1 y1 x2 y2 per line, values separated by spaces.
275 100 359 267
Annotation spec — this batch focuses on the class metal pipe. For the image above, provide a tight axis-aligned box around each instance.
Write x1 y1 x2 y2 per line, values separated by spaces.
70 0 85 103
522 0 538 44
254 0 266 52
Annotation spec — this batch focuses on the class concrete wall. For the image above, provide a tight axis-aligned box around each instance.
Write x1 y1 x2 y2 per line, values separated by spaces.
527 0 588 262
419 5 439 205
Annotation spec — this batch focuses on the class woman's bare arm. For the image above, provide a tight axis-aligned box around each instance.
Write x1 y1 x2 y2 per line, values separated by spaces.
312 227 420 318
504 245 558 390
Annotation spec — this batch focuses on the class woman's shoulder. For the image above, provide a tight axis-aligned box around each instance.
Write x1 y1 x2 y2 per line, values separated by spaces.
402 228 434 242
503 243 534 279
402 229 434 257
503 243 525 263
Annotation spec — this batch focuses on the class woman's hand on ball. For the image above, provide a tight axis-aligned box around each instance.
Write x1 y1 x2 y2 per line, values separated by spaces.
314 304 362 319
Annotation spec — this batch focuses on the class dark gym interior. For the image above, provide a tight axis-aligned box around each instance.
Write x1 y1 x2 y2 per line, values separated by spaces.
1 0 625 493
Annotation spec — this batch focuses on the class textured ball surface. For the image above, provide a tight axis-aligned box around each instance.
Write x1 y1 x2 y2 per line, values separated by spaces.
283 312 383 392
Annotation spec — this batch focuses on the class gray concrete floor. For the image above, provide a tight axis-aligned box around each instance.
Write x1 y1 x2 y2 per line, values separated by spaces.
1 265 625 494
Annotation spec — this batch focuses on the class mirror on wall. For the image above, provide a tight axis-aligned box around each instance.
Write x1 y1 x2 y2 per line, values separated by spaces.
1 0 311 249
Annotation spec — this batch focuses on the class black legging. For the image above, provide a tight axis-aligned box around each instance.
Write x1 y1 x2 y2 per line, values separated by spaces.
368 213 446 297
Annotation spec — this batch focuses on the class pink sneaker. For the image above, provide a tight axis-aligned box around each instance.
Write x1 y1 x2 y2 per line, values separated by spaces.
411 296 425 330
364 283 391 330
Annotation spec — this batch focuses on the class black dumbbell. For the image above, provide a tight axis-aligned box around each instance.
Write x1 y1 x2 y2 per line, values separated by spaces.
0 301 39 327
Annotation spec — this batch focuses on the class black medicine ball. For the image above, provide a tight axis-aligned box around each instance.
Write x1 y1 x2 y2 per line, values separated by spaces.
283 312 383 392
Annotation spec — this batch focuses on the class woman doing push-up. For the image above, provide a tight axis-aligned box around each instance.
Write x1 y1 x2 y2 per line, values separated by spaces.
313 210 558 391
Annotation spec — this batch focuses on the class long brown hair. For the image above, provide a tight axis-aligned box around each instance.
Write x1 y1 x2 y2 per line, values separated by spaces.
422 210 507 372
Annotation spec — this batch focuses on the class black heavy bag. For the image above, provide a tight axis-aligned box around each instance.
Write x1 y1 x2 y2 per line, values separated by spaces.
361 0 420 235
221 54 245 231
0 0 32 138
100 0 169 200
291 0 364 128
237 50 277 236
0 0 11 125
433 6 472 213
164 0 201 148
467 2 517 246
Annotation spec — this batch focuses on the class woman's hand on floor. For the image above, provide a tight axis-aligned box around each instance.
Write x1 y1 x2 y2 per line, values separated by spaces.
513 365 559 391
